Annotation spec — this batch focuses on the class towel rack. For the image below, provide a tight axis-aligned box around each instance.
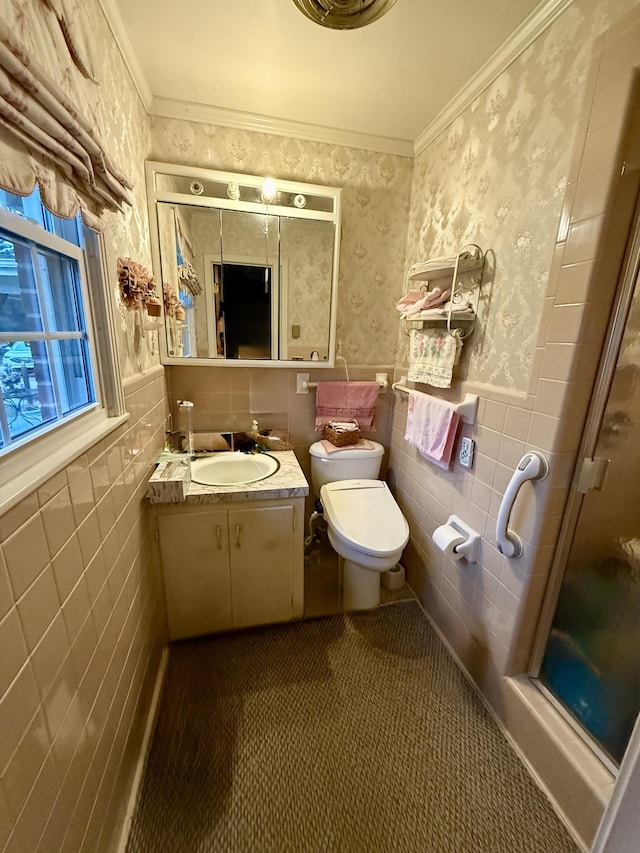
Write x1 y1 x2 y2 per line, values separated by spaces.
296 372 389 394
392 382 479 424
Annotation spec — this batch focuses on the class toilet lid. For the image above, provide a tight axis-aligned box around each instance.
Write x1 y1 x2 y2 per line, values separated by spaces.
320 480 409 558
309 440 384 460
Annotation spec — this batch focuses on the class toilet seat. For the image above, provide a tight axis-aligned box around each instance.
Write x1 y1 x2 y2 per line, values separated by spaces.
320 479 409 560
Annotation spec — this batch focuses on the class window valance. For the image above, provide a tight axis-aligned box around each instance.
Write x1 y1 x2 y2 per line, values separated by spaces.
0 0 133 231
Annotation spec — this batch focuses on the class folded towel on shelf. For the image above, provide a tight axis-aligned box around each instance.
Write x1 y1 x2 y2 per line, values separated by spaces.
396 286 451 314
407 328 463 388
441 300 472 313
401 302 473 321
315 381 380 431
404 390 460 469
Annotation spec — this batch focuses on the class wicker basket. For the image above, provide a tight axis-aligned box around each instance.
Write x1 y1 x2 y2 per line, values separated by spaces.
324 423 361 447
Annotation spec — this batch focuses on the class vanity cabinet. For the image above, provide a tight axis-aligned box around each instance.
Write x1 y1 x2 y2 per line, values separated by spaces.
155 498 304 640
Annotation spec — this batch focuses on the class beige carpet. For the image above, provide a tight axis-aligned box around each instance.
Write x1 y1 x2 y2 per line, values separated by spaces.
126 601 579 853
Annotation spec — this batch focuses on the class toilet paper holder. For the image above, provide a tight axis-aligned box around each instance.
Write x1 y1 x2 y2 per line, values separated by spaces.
433 515 481 562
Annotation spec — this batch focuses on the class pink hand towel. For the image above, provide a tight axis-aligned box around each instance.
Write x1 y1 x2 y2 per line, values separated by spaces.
396 286 451 314
315 381 380 431
404 390 460 469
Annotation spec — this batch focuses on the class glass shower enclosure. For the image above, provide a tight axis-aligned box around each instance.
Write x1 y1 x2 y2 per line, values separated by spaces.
531 208 640 771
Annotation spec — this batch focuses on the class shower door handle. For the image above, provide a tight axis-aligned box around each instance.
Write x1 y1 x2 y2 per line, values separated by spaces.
576 456 609 493
496 452 549 559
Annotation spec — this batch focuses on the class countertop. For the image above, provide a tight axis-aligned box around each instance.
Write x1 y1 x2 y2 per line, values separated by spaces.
148 450 309 504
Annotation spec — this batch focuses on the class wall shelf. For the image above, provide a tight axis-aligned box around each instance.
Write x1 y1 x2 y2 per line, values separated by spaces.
402 309 476 338
402 245 485 341
407 251 483 282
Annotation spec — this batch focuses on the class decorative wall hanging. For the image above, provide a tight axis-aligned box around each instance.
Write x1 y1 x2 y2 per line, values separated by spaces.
117 257 161 316
178 259 201 296
163 282 185 321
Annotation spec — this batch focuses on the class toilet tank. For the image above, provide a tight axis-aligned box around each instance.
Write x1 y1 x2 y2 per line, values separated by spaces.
309 440 384 494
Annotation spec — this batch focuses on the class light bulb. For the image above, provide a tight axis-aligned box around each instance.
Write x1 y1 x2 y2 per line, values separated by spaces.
261 178 276 203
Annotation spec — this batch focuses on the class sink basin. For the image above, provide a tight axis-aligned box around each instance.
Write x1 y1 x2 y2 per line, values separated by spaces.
190 452 280 486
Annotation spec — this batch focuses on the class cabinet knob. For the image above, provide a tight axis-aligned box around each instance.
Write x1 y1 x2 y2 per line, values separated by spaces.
216 525 222 550
235 524 241 547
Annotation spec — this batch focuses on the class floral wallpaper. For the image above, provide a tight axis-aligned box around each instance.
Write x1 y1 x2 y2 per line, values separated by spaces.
149 119 413 365
404 0 640 391
59 0 156 378
88 0 157 378
281 218 334 359
1 0 155 378
41 0 638 385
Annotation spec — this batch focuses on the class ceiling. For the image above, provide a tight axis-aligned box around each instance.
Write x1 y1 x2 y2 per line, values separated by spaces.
113 0 546 148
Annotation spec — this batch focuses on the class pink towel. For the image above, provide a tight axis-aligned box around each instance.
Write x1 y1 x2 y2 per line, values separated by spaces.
315 381 380 431
404 390 460 469
396 287 451 314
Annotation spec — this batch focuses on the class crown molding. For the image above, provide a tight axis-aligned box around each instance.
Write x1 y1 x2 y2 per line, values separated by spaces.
150 97 414 157
98 0 572 159
97 0 153 111
413 0 575 156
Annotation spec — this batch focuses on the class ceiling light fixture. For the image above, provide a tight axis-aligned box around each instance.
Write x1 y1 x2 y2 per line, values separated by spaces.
291 0 397 30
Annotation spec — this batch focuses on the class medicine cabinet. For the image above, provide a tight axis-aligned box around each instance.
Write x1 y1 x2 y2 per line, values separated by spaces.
146 162 341 368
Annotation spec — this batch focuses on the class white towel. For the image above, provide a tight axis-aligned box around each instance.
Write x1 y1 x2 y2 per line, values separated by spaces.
407 328 462 388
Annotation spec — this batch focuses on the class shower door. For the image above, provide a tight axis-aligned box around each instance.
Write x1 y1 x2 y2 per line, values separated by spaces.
531 215 640 770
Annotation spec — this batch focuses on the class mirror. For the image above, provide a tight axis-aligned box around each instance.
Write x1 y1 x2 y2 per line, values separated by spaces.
146 162 341 367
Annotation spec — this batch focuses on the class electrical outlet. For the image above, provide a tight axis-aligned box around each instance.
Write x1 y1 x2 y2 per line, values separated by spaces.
459 437 475 469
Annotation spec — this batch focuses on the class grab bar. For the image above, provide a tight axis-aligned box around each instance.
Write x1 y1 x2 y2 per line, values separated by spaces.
496 452 549 558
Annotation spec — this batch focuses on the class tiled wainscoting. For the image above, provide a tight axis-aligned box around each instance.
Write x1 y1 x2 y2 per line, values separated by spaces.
0 369 167 852
387 8 640 846
387 378 616 849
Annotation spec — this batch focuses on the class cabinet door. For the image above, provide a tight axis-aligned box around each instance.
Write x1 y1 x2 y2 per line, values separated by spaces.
158 511 232 639
228 505 293 628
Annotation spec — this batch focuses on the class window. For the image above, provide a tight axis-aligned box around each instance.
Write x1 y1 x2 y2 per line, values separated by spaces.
0 189 100 454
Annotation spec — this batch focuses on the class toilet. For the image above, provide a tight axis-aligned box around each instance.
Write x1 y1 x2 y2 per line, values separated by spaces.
309 441 409 611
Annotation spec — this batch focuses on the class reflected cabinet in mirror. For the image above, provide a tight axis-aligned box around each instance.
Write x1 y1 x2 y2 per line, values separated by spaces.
146 162 341 367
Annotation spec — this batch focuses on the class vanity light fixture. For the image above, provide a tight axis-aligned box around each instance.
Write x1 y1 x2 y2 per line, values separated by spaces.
291 0 397 30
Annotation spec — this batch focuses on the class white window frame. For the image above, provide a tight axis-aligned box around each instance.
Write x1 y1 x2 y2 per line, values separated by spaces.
0 206 127 514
